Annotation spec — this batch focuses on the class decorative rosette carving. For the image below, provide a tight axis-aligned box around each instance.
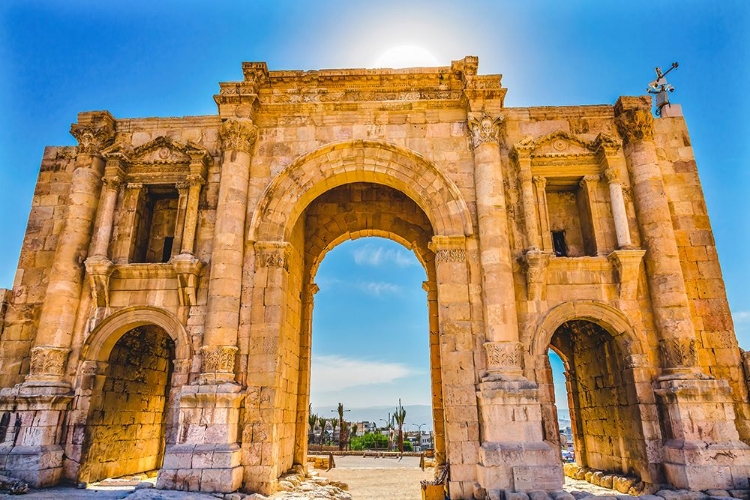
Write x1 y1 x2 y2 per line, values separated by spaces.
201 345 238 374
219 119 258 155
468 113 504 149
29 346 70 377
435 249 466 263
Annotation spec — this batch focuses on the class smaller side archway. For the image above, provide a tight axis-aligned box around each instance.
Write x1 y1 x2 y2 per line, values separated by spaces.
529 301 662 485
72 307 191 484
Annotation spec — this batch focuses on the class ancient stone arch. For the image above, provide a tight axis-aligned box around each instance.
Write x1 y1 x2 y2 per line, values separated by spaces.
0 57 749 498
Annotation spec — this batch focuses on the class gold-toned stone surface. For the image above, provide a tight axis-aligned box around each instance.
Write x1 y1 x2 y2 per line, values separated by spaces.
0 57 747 498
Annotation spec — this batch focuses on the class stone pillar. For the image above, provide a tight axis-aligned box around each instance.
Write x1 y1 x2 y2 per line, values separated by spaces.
112 183 146 264
515 156 541 252
171 181 190 259
26 112 115 390
602 166 632 249
178 175 205 256
616 96 750 490
158 119 256 494
294 282 318 465
614 97 697 378
429 235 480 500
468 113 522 380
201 119 257 384
423 280 446 465
0 112 114 487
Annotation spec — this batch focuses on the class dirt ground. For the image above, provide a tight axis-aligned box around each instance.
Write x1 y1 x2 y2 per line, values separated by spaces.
319 455 436 500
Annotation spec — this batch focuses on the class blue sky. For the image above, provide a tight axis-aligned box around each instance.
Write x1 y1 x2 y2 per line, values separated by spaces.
0 1 748 411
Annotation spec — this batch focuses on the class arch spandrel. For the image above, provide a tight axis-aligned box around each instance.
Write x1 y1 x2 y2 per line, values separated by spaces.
249 140 474 243
81 306 191 363
531 300 644 358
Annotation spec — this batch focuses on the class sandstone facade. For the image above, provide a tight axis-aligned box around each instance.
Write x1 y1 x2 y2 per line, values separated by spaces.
0 56 748 499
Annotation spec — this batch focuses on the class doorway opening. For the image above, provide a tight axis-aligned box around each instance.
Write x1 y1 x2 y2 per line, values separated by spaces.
79 325 174 483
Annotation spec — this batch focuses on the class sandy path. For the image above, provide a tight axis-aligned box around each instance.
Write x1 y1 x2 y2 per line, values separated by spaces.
319 456 436 500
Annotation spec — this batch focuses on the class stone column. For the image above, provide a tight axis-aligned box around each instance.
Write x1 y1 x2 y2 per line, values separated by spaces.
614 97 697 378
578 175 604 255
0 112 114 488
294 282 318 465
179 174 205 256
616 96 750 490
112 183 145 264
200 119 257 384
171 181 190 259
533 176 553 252
25 112 115 389
468 113 522 380
515 155 541 252
158 119 256 494
602 166 632 249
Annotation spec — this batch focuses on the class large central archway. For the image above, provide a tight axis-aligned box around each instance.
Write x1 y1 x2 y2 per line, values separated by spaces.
241 141 477 493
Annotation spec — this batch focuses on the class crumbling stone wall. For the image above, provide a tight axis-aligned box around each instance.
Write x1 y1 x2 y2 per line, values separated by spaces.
79 325 173 482
551 320 648 478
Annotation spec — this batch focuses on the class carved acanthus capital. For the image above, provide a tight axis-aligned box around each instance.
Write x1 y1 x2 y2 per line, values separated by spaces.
29 346 70 379
201 345 238 375
518 168 533 184
101 175 122 191
659 337 697 370
522 251 551 301
468 113 504 149
602 166 622 184
220 119 258 155
255 241 291 271
615 108 654 145
70 123 115 155
593 133 621 156
84 255 116 307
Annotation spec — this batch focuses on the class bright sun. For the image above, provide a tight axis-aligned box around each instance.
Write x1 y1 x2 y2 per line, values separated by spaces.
374 45 440 69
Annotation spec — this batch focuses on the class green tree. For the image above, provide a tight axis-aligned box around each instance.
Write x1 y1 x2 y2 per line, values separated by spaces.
318 417 328 445
350 432 388 450
394 399 406 453
307 404 318 445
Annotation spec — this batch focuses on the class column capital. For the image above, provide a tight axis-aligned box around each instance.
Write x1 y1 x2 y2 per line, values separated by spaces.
593 132 622 157
254 241 291 271
27 346 71 381
199 345 238 385
101 175 123 190
579 174 600 188
483 341 524 375
602 166 622 184
468 113 504 149
532 175 547 189
70 112 116 155
220 119 258 154
614 97 654 145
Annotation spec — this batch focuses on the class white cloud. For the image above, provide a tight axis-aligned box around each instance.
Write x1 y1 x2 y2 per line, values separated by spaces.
356 281 401 297
310 355 415 392
733 311 750 324
352 243 418 268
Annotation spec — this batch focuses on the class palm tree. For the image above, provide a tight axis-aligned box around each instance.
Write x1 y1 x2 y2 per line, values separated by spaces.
336 402 349 451
308 404 318 445
318 417 328 445
394 398 407 453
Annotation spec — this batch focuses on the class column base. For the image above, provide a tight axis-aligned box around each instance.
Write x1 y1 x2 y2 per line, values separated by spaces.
0 445 64 488
476 379 563 493
656 377 750 490
156 384 244 493
157 443 243 493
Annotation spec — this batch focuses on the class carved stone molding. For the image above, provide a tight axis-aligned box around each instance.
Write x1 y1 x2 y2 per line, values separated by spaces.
302 283 320 304
172 254 204 307
220 119 258 155
201 345 238 375
255 241 291 271
593 132 621 156
602 166 622 184
435 248 466 264
468 113 504 149
101 175 122 191
29 346 70 379
84 255 116 308
532 176 547 190
522 251 550 301
659 337 697 369
615 108 654 145
608 249 646 301
484 341 524 372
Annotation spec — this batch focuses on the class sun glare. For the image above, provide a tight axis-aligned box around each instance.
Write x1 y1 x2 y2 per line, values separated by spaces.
374 45 440 69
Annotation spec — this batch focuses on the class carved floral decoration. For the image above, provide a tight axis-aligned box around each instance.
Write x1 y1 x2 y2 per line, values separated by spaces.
29 346 70 377
201 345 238 374
468 114 504 149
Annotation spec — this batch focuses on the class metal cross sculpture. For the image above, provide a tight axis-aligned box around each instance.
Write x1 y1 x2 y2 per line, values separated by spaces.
647 62 679 116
